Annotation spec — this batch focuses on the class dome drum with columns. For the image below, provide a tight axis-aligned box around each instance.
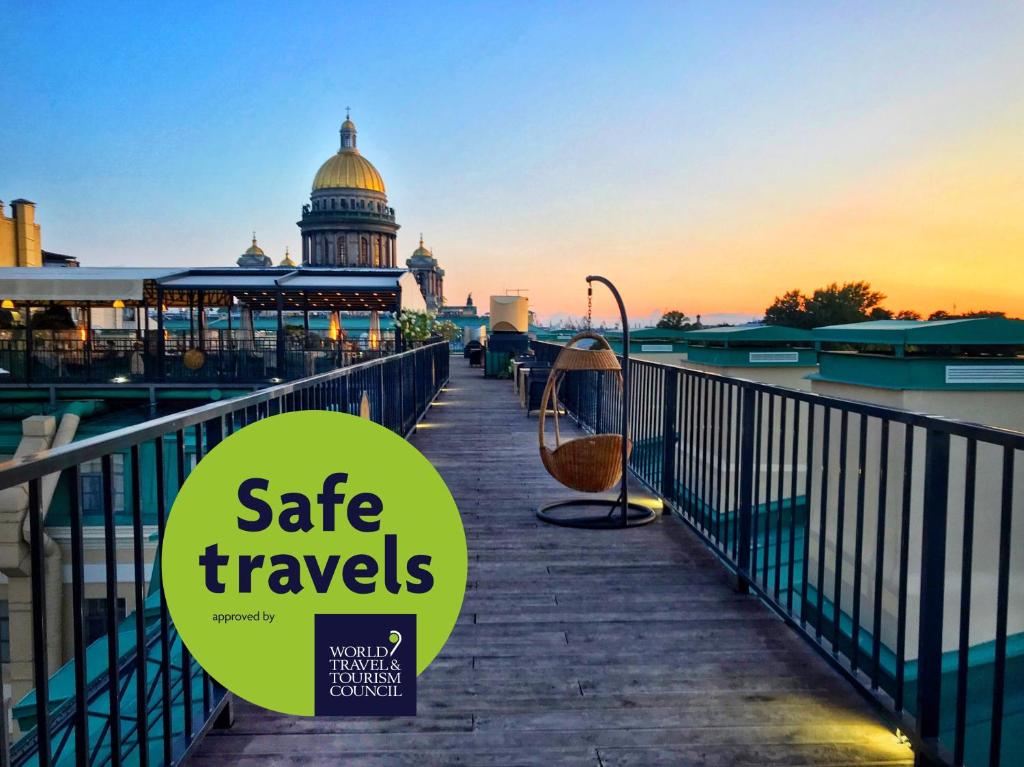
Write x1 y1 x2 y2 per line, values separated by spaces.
298 114 399 268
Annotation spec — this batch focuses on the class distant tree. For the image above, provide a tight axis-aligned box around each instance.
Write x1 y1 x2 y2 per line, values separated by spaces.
656 310 694 330
928 309 1006 320
763 290 810 328
894 309 921 320
764 281 887 329
806 282 887 326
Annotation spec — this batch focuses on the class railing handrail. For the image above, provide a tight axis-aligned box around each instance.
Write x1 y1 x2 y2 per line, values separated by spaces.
534 340 1024 446
0 340 448 489
532 337 1021 767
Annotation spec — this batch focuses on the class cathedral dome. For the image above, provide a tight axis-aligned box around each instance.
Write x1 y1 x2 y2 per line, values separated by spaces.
244 235 265 256
312 152 385 193
410 234 433 260
311 115 386 193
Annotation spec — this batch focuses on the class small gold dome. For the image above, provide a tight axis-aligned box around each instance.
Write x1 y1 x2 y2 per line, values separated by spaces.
280 247 296 267
411 234 433 259
245 233 265 256
312 151 386 193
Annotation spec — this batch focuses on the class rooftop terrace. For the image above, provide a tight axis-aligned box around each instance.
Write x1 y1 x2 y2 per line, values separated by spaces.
0 341 1019 767
192 362 912 766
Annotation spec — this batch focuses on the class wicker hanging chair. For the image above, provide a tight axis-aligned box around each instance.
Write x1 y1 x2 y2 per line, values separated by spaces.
538 331 632 493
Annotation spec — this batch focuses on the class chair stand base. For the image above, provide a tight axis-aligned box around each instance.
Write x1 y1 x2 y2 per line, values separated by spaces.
536 498 657 529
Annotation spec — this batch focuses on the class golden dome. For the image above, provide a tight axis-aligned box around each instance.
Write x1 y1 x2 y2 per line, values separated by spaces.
312 113 386 193
312 151 386 193
411 234 433 259
245 233 265 256
279 246 296 267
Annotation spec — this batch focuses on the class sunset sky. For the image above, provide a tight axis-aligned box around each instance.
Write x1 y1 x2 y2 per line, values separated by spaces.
2 2 1021 324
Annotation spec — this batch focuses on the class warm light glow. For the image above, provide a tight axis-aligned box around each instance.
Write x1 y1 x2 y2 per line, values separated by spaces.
112 299 125 309
368 310 380 350
328 311 340 341
1 300 13 310
444 117 1024 323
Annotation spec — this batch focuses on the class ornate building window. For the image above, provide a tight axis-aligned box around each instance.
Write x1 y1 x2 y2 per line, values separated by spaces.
337 236 347 265
373 238 381 267
360 237 369 266
331 198 336 209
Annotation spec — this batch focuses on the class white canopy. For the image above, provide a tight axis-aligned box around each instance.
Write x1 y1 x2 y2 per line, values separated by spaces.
0 267 182 303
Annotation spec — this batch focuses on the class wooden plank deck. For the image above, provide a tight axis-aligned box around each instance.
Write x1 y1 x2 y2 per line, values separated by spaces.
191 359 913 766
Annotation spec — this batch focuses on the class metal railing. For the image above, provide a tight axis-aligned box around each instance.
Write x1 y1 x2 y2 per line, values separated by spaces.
0 340 449 766
533 341 1023 767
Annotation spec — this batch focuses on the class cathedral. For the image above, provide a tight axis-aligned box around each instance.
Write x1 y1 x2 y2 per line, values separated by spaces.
298 112 399 268
233 113 446 311
292 112 446 310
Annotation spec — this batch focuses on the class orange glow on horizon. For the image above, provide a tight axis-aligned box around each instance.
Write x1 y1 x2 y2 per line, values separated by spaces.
441 118 1023 324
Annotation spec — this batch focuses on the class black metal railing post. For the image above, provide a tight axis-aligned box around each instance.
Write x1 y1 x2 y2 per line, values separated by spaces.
27 479 50 767
736 386 756 594
915 428 951 766
661 368 679 503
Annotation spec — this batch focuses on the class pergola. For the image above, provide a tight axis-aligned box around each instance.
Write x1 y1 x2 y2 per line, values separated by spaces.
0 266 426 384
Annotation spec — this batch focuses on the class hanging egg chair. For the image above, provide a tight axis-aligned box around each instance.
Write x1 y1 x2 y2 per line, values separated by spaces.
538 331 632 493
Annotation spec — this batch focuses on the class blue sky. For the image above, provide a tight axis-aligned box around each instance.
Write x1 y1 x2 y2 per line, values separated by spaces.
2 2 1022 322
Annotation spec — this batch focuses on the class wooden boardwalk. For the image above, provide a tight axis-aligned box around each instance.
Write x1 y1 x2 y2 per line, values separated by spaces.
192 359 913 766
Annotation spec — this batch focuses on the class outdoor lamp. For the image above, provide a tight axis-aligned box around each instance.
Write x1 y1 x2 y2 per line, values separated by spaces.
113 299 126 309
0 300 13 310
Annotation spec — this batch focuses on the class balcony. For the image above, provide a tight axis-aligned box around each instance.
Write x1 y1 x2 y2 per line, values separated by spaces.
0 342 1019 766
300 207 397 225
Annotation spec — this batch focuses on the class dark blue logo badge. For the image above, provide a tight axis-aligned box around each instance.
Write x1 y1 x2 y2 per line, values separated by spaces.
314 614 416 716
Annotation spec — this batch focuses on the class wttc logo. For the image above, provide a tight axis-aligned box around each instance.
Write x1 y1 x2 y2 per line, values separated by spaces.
314 614 416 716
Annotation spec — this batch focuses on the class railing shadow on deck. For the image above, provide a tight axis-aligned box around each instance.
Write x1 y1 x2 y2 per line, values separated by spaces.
532 340 1023 767
0 341 450 767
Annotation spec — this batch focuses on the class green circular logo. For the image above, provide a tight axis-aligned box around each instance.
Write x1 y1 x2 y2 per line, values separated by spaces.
162 411 466 716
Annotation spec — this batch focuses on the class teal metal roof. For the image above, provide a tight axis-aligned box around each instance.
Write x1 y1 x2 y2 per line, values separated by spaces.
596 327 691 341
627 327 691 340
683 325 815 344
812 318 1024 346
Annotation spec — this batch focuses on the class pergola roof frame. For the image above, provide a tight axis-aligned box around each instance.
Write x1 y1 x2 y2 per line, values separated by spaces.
0 266 415 313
